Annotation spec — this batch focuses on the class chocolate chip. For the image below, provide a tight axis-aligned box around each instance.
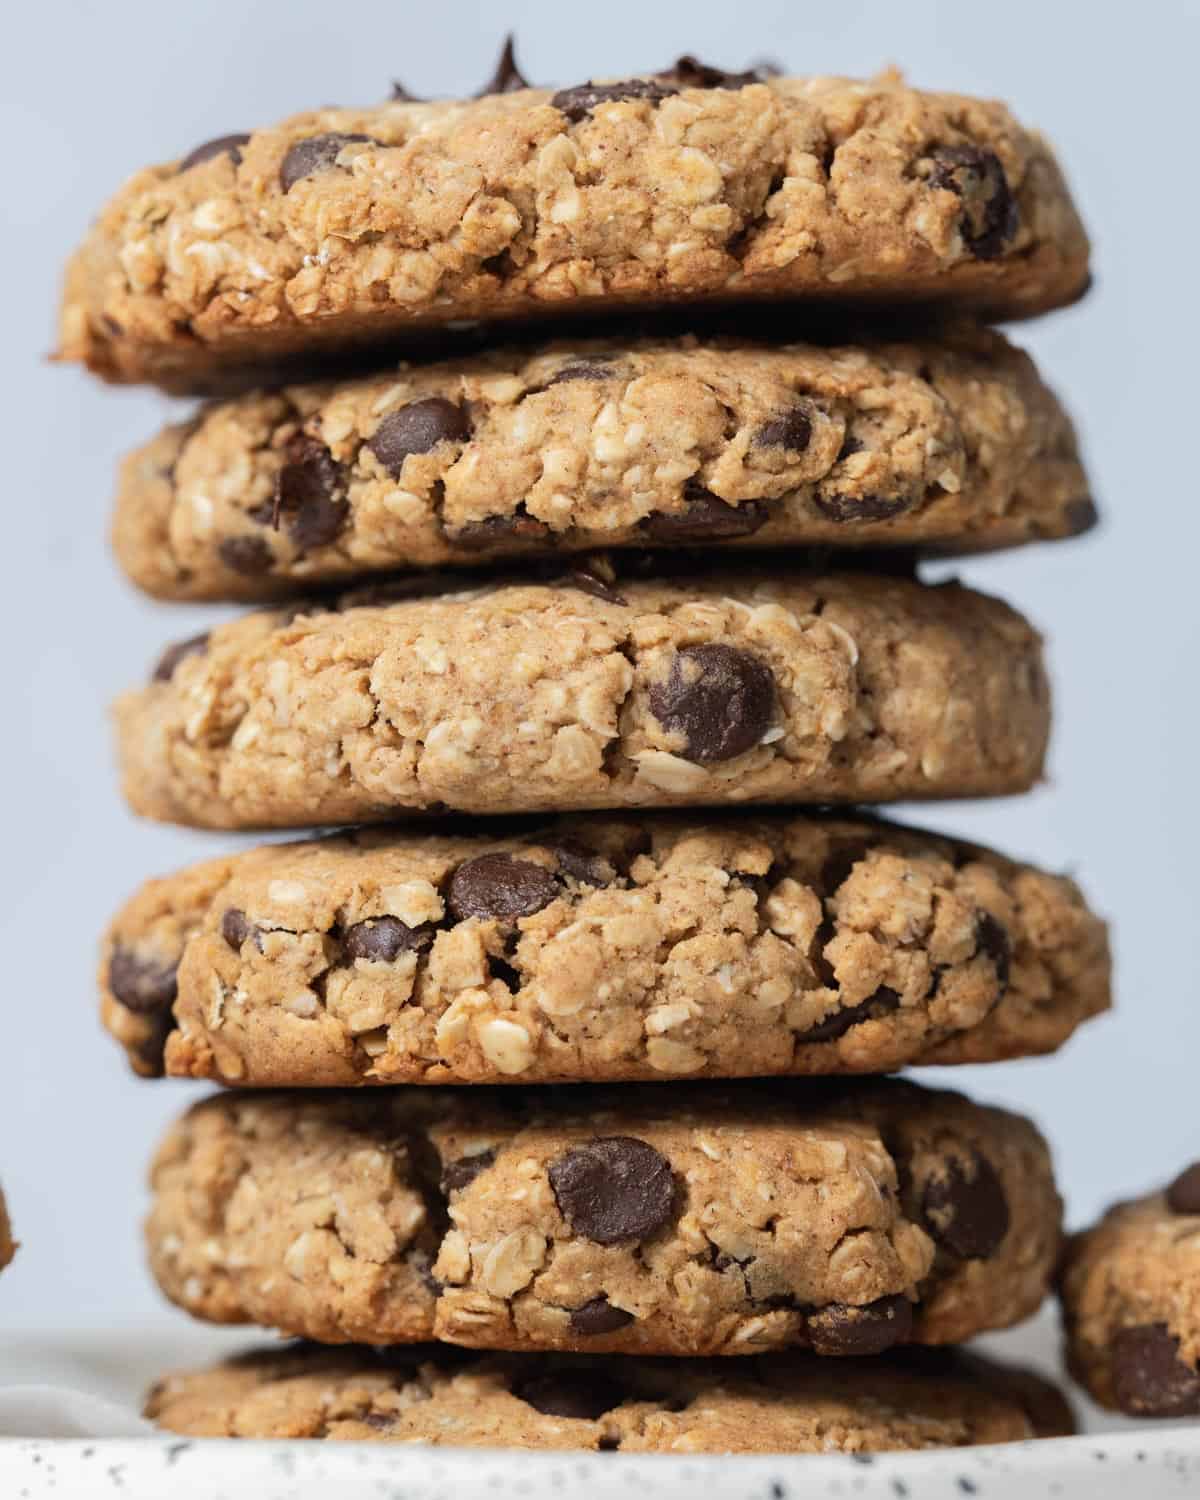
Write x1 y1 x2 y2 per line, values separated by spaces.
108 945 178 1016
447 853 561 923
220 909 254 951
344 915 434 962
151 632 209 683
368 398 471 477
642 486 767 542
450 510 551 550
975 913 1011 991
1064 497 1100 536
1111 1324 1200 1417
648 643 776 763
549 357 617 385
569 1296 635 1335
797 985 901 1044
808 1295 914 1356
660 55 770 89
361 1411 397 1431
551 841 614 888
921 1150 1010 1260
280 132 375 193
475 35 530 96
551 78 679 123
1167 1163 1200 1215
549 1137 675 1245
274 435 348 551
515 1372 626 1420
755 403 814 454
218 535 274 575
926 145 1018 261
179 133 251 171
813 492 912 523
441 1149 496 1194
560 569 627 605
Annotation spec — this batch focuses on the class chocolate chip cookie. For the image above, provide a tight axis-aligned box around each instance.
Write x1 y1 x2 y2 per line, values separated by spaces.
59 57 1089 393
0 1185 13 1273
1059 1164 1200 1416
101 811 1109 1086
144 1341 1074 1451
115 568 1050 828
146 1080 1062 1356
112 328 1091 602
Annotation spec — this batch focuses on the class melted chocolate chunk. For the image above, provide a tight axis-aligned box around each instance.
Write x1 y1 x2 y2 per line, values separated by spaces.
475 35 531 96
648 643 776 762
179 133 251 171
441 1149 496 1194
551 78 678 122
642 486 767 542
151 632 209 683
274 435 349 551
569 1296 635 1335
548 1137 675 1245
447 854 561 923
368 397 471 477
1111 1324 1200 1417
108 945 178 1015
218 535 274 576
926 145 1019 261
343 915 434 962
921 1150 1010 1260
797 986 901 1044
280 132 376 193
808 1295 914 1356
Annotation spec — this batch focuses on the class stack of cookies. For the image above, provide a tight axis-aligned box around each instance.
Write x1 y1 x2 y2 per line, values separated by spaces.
63 48 1112 1454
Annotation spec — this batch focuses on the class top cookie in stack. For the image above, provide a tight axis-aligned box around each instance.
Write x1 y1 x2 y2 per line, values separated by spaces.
59 58 1088 395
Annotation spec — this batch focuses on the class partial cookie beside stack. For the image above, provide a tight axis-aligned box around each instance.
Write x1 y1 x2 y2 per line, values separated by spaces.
0 1185 14 1274
65 45 1106 1454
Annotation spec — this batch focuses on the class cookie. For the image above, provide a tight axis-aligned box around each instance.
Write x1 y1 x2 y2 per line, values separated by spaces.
100 812 1109 1086
144 1342 1074 1451
112 328 1092 602
0 1185 13 1272
146 1079 1062 1356
58 58 1089 393
116 568 1050 828
1059 1164 1200 1416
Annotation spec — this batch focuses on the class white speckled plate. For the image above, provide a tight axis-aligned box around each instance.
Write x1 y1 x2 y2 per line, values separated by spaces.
2 1314 1199 1499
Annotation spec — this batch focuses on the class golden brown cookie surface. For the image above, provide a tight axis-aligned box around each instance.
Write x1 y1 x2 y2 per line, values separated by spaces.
59 64 1089 393
1060 1165 1200 1416
112 329 1091 602
146 1341 1074 1451
100 812 1109 1086
116 569 1051 828
146 1080 1062 1356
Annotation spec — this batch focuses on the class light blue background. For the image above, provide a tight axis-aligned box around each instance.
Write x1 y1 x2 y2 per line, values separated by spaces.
2 0 1193 1332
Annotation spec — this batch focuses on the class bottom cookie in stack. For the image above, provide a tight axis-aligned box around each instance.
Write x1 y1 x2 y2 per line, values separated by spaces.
144 1342 1074 1452
145 1079 1061 1357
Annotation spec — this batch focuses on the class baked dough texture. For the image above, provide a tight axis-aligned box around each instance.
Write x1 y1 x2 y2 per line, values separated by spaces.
146 1079 1062 1357
59 67 1089 393
111 328 1092 602
1059 1165 1200 1416
145 1341 1074 1451
99 812 1109 1086
115 568 1051 827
